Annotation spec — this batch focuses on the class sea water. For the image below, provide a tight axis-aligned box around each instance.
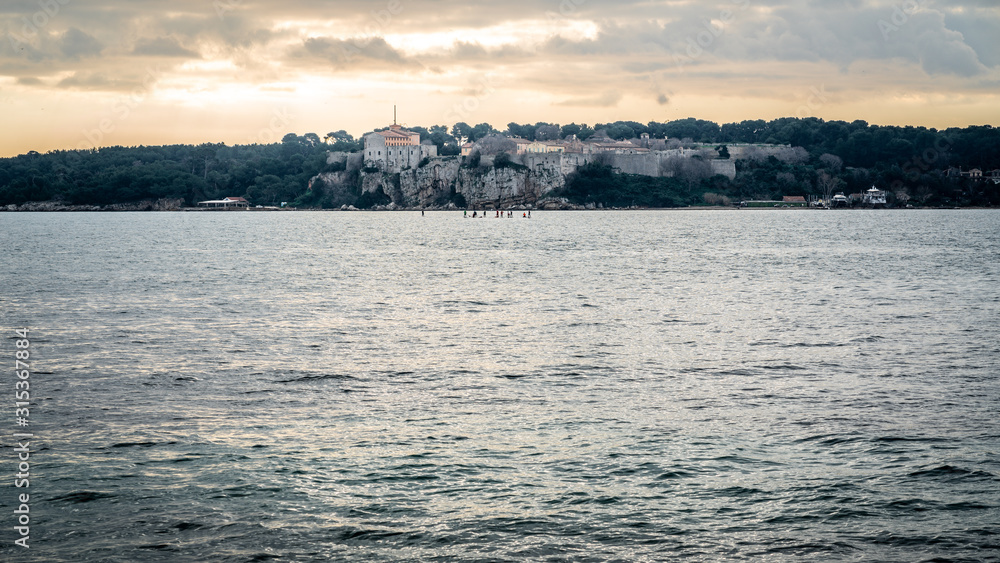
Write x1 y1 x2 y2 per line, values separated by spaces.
1 209 998 561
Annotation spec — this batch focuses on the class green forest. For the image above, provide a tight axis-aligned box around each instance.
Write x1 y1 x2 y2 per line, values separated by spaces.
1 118 998 209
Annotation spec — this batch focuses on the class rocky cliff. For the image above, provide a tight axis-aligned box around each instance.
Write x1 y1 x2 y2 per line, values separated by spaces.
316 154 568 209
311 150 738 209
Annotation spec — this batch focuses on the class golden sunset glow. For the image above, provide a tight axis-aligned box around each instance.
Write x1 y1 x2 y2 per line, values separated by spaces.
0 0 997 156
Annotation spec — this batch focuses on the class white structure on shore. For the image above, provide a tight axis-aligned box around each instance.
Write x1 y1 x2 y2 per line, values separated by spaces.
197 196 249 208
863 186 887 205
364 122 437 173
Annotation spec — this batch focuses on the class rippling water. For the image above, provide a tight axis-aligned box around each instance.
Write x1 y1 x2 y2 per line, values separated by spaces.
2 209 999 562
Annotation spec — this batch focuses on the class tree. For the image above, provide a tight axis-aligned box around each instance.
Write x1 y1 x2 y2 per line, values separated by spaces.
774 146 809 165
534 124 561 141
463 150 481 168
325 130 353 144
302 133 322 147
451 122 473 142
409 126 430 142
817 171 844 203
601 122 636 140
561 122 595 140
475 135 516 155
469 123 497 142
662 118 719 142
494 152 515 168
819 153 843 173
506 122 536 139
703 192 732 206
247 174 283 204
194 143 217 180
3 119 998 209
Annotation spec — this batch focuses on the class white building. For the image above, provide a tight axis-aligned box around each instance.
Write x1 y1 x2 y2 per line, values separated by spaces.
364 124 437 172
197 196 249 208
863 186 887 205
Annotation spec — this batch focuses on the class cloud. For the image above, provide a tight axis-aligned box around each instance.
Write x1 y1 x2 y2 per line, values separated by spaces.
54 67 161 92
558 90 623 107
58 28 104 59
291 36 417 71
131 37 200 58
943 8 1000 67
56 72 117 89
0 0 997 157
907 12 988 77
2 0 995 83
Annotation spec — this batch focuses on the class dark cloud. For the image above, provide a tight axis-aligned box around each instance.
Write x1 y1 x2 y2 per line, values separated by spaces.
0 39 48 63
54 66 163 92
908 14 986 76
0 0 995 118
58 28 103 59
56 72 117 89
131 37 200 58
0 0 994 78
294 36 414 70
944 9 1000 67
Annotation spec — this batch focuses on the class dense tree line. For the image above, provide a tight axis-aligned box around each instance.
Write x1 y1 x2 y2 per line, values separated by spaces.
551 118 999 208
560 162 691 208
0 133 350 207
2 118 997 208
440 118 998 177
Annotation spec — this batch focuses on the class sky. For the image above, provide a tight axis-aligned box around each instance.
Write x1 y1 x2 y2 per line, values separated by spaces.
1 0 998 156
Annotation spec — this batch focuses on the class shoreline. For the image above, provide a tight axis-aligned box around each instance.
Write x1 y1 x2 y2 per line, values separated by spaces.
2 203 994 212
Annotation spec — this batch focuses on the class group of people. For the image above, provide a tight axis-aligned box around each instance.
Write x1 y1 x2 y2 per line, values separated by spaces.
463 210 531 218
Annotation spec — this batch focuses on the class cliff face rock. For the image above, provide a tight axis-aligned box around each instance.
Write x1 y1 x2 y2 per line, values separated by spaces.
408 159 464 205
311 150 736 209
457 165 564 207
357 156 565 208
311 170 354 188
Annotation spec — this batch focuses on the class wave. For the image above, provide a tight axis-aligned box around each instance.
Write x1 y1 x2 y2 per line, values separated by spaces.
109 441 162 448
50 491 116 503
908 464 996 482
276 373 356 383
